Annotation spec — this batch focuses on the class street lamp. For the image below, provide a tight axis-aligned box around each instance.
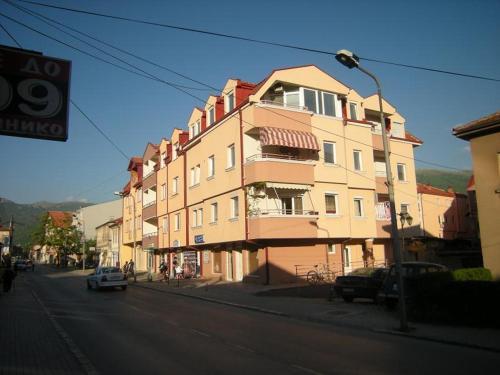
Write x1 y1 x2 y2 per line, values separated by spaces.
114 191 137 282
399 212 414 260
335 49 409 332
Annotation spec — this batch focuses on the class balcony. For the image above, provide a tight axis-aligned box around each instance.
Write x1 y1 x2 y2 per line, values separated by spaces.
248 209 318 240
142 203 157 222
244 153 315 186
142 232 158 250
142 171 156 190
375 202 391 238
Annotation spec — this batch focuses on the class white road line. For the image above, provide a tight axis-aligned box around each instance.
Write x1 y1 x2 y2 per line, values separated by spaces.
31 289 99 375
233 344 255 353
190 329 211 337
291 364 325 375
50 314 95 321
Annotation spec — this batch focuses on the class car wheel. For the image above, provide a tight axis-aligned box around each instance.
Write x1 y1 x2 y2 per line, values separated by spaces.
343 296 354 303
87 280 92 290
121 285 127 291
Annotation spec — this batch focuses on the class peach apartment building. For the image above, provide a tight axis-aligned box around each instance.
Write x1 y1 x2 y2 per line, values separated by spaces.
118 65 423 283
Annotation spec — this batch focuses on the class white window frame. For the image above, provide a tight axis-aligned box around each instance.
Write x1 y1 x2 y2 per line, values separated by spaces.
349 102 358 120
162 217 168 234
397 163 407 182
323 141 336 165
208 106 215 126
208 155 215 178
401 203 409 215
136 188 142 203
192 209 198 228
321 91 337 117
172 176 179 195
230 196 239 219
160 152 166 168
174 213 181 231
301 87 318 113
161 183 166 200
284 90 300 108
225 91 235 113
173 142 179 160
324 192 339 215
353 149 363 171
210 202 218 223
227 144 235 169
353 197 364 218
327 244 336 254
197 208 203 227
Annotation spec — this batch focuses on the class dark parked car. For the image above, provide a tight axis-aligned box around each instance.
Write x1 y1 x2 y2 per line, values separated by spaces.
378 262 448 308
334 267 389 302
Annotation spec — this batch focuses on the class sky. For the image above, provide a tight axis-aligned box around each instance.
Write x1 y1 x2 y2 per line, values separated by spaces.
0 0 499 204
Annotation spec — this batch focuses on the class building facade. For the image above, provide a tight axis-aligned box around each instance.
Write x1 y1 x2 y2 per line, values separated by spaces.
453 111 500 278
118 65 423 283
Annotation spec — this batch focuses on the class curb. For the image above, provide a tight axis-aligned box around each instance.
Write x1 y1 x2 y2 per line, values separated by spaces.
132 282 500 354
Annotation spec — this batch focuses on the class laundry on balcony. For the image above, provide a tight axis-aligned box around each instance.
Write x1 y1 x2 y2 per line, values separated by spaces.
259 126 320 151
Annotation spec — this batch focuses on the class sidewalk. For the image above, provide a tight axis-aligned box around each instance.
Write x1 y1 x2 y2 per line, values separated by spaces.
0 272 88 374
133 274 500 353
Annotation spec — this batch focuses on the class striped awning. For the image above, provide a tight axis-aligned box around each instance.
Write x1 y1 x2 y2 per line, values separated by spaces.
259 127 320 151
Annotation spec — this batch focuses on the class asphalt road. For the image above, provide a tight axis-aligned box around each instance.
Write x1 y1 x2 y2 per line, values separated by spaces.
25 266 500 374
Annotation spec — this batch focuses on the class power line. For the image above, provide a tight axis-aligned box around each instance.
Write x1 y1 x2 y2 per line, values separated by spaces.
15 0 500 83
0 20 21 46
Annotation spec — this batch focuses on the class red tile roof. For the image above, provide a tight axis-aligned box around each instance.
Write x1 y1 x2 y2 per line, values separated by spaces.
48 211 73 228
466 175 475 191
453 111 500 140
417 183 466 198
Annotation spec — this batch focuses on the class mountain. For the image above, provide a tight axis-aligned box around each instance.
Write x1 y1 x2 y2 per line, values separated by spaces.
415 169 471 193
0 198 93 248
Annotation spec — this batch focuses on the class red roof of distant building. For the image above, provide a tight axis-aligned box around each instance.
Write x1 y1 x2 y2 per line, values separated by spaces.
417 183 466 198
466 175 475 191
48 211 73 228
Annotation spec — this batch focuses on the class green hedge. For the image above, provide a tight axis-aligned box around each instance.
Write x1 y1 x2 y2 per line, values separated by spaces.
452 268 492 281
407 272 500 327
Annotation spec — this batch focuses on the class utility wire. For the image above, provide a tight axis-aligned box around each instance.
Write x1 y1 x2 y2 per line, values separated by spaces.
0 19 21 46
3 2 467 173
15 0 500 83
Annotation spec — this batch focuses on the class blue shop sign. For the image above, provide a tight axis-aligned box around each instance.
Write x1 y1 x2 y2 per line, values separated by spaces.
194 235 204 244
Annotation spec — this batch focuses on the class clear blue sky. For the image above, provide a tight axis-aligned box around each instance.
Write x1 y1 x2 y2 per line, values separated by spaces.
1 0 499 204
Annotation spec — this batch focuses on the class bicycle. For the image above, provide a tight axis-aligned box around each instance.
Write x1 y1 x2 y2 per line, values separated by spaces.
306 264 336 285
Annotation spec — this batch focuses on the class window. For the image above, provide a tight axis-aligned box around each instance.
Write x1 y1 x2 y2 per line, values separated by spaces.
208 155 215 178
190 165 200 186
210 202 218 223
197 208 203 227
322 92 336 117
353 150 363 171
190 121 201 139
174 213 181 231
349 102 358 120
323 141 336 164
230 196 239 219
227 144 235 169
172 176 179 195
192 210 197 227
397 163 407 182
392 122 404 138
327 244 336 254
161 183 167 200
213 251 222 273
162 217 168 233
303 88 317 112
160 152 166 168
301 88 339 116
173 142 178 160
284 91 300 107
137 215 142 229
343 247 351 267
226 91 235 113
401 204 409 215
325 193 338 215
353 198 364 217
208 106 215 126
280 196 303 215
136 188 142 202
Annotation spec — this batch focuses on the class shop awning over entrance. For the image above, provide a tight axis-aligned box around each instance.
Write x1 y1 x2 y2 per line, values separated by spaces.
259 127 320 151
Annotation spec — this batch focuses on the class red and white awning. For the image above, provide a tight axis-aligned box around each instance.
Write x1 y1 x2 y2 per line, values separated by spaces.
259 127 320 151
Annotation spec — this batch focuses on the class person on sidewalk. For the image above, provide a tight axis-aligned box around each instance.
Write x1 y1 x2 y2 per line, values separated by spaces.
2 266 16 293
128 259 135 279
123 261 129 275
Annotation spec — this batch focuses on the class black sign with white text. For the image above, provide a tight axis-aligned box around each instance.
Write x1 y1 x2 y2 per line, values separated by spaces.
0 46 71 141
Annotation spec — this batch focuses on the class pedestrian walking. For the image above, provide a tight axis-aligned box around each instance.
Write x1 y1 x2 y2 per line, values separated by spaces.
2 266 16 293
128 259 135 280
123 261 129 274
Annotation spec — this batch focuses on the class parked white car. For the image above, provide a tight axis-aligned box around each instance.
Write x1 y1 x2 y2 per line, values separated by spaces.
86 267 128 290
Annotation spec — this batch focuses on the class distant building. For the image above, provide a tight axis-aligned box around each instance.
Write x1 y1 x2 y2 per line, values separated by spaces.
73 200 122 240
95 217 122 267
453 111 500 278
38 211 73 264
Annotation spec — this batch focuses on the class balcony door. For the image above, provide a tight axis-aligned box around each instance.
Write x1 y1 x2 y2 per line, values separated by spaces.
281 196 303 215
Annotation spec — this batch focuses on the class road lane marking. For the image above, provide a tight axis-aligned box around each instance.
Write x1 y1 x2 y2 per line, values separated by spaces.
190 329 211 337
291 364 325 375
51 314 95 321
233 344 255 353
31 289 99 375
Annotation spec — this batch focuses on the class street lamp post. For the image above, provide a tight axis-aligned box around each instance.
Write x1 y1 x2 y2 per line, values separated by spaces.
335 49 409 332
115 191 137 282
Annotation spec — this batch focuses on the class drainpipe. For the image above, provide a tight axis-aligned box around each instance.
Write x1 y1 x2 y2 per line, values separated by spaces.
239 109 248 242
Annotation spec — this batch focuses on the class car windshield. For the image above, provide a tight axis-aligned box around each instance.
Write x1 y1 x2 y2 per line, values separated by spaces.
101 267 121 274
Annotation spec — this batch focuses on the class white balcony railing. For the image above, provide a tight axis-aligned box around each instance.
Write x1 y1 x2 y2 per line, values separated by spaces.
375 202 391 221
143 200 156 209
246 153 311 163
259 100 308 112
249 209 319 217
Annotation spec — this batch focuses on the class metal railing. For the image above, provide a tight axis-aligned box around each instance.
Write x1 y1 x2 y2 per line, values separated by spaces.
143 200 156 209
375 202 391 220
249 209 319 217
259 100 308 111
245 153 311 162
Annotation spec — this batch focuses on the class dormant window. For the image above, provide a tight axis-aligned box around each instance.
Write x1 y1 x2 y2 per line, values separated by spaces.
208 106 215 126
173 142 179 160
160 152 166 168
226 91 235 113
323 141 336 164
